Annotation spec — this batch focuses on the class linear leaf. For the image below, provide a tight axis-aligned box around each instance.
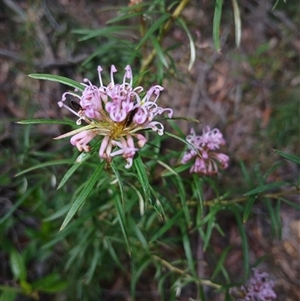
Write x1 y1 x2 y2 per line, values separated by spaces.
213 0 223 52
134 155 150 202
279 197 300 210
131 257 151 299
243 182 286 196
57 163 82 190
150 211 183 243
110 161 125 205
231 0 241 47
233 207 249 277
203 215 215 251
73 26 133 41
273 149 300 165
107 11 144 24
150 35 169 68
17 119 75 126
135 14 170 50
113 195 131 255
180 224 196 275
177 17 196 70
264 198 278 237
239 160 252 187
243 197 255 223
211 246 231 279
60 162 104 231
10 249 27 281
29 74 84 91
173 175 191 226
15 160 74 177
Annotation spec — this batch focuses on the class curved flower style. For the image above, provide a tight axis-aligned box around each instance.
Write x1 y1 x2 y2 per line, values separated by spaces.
229 269 277 301
56 65 173 168
181 126 229 175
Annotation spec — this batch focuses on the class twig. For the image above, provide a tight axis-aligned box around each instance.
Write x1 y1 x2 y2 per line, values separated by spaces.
152 254 221 289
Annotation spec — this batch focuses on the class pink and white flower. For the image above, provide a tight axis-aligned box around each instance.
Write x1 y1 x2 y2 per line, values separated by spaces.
181 126 229 175
56 65 173 168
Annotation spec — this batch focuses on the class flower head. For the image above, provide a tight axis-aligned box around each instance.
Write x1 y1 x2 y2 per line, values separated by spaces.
56 65 173 168
229 269 277 301
181 126 229 175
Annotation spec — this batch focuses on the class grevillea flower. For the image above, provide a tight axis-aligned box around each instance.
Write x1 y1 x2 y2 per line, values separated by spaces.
229 269 277 301
56 65 173 168
181 126 229 175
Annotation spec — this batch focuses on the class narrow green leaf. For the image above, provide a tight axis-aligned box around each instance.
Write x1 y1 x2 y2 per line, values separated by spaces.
150 211 183 243
9 249 27 281
161 162 192 177
233 207 249 277
180 224 196 275
243 197 255 223
73 26 133 41
211 246 231 279
57 163 82 190
196 205 219 228
110 161 125 205
165 131 199 153
203 215 215 251
173 175 191 226
17 119 75 126
131 258 151 299
243 182 286 196
60 162 104 231
43 204 70 222
31 273 67 293
15 160 74 177
264 199 278 237
150 35 169 68
279 197 300 210
135 14 170 50
273 149 300 165
213 0 223 52
85 245 101 284
134 155 150 202
29 74 84 91
177 17 196 70
275 199 282 239
107 11 144 24
0 187 35 224
239 160 252 187
81 40 117 66
128 217 148 249
103 238 126 272
231 0 241 48
113 195 131 255
192 175 204 218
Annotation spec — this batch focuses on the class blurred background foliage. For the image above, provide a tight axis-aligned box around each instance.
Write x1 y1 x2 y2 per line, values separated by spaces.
0 0 299 300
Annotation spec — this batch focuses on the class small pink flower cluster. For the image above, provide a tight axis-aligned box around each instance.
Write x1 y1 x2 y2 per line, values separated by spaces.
229 269 277 301
57 65 173 168
181 126 229 175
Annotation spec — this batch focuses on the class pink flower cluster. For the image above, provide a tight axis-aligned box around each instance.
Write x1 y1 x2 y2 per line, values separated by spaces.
181 126 229 175
229 269 277 301
56 65 173 168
